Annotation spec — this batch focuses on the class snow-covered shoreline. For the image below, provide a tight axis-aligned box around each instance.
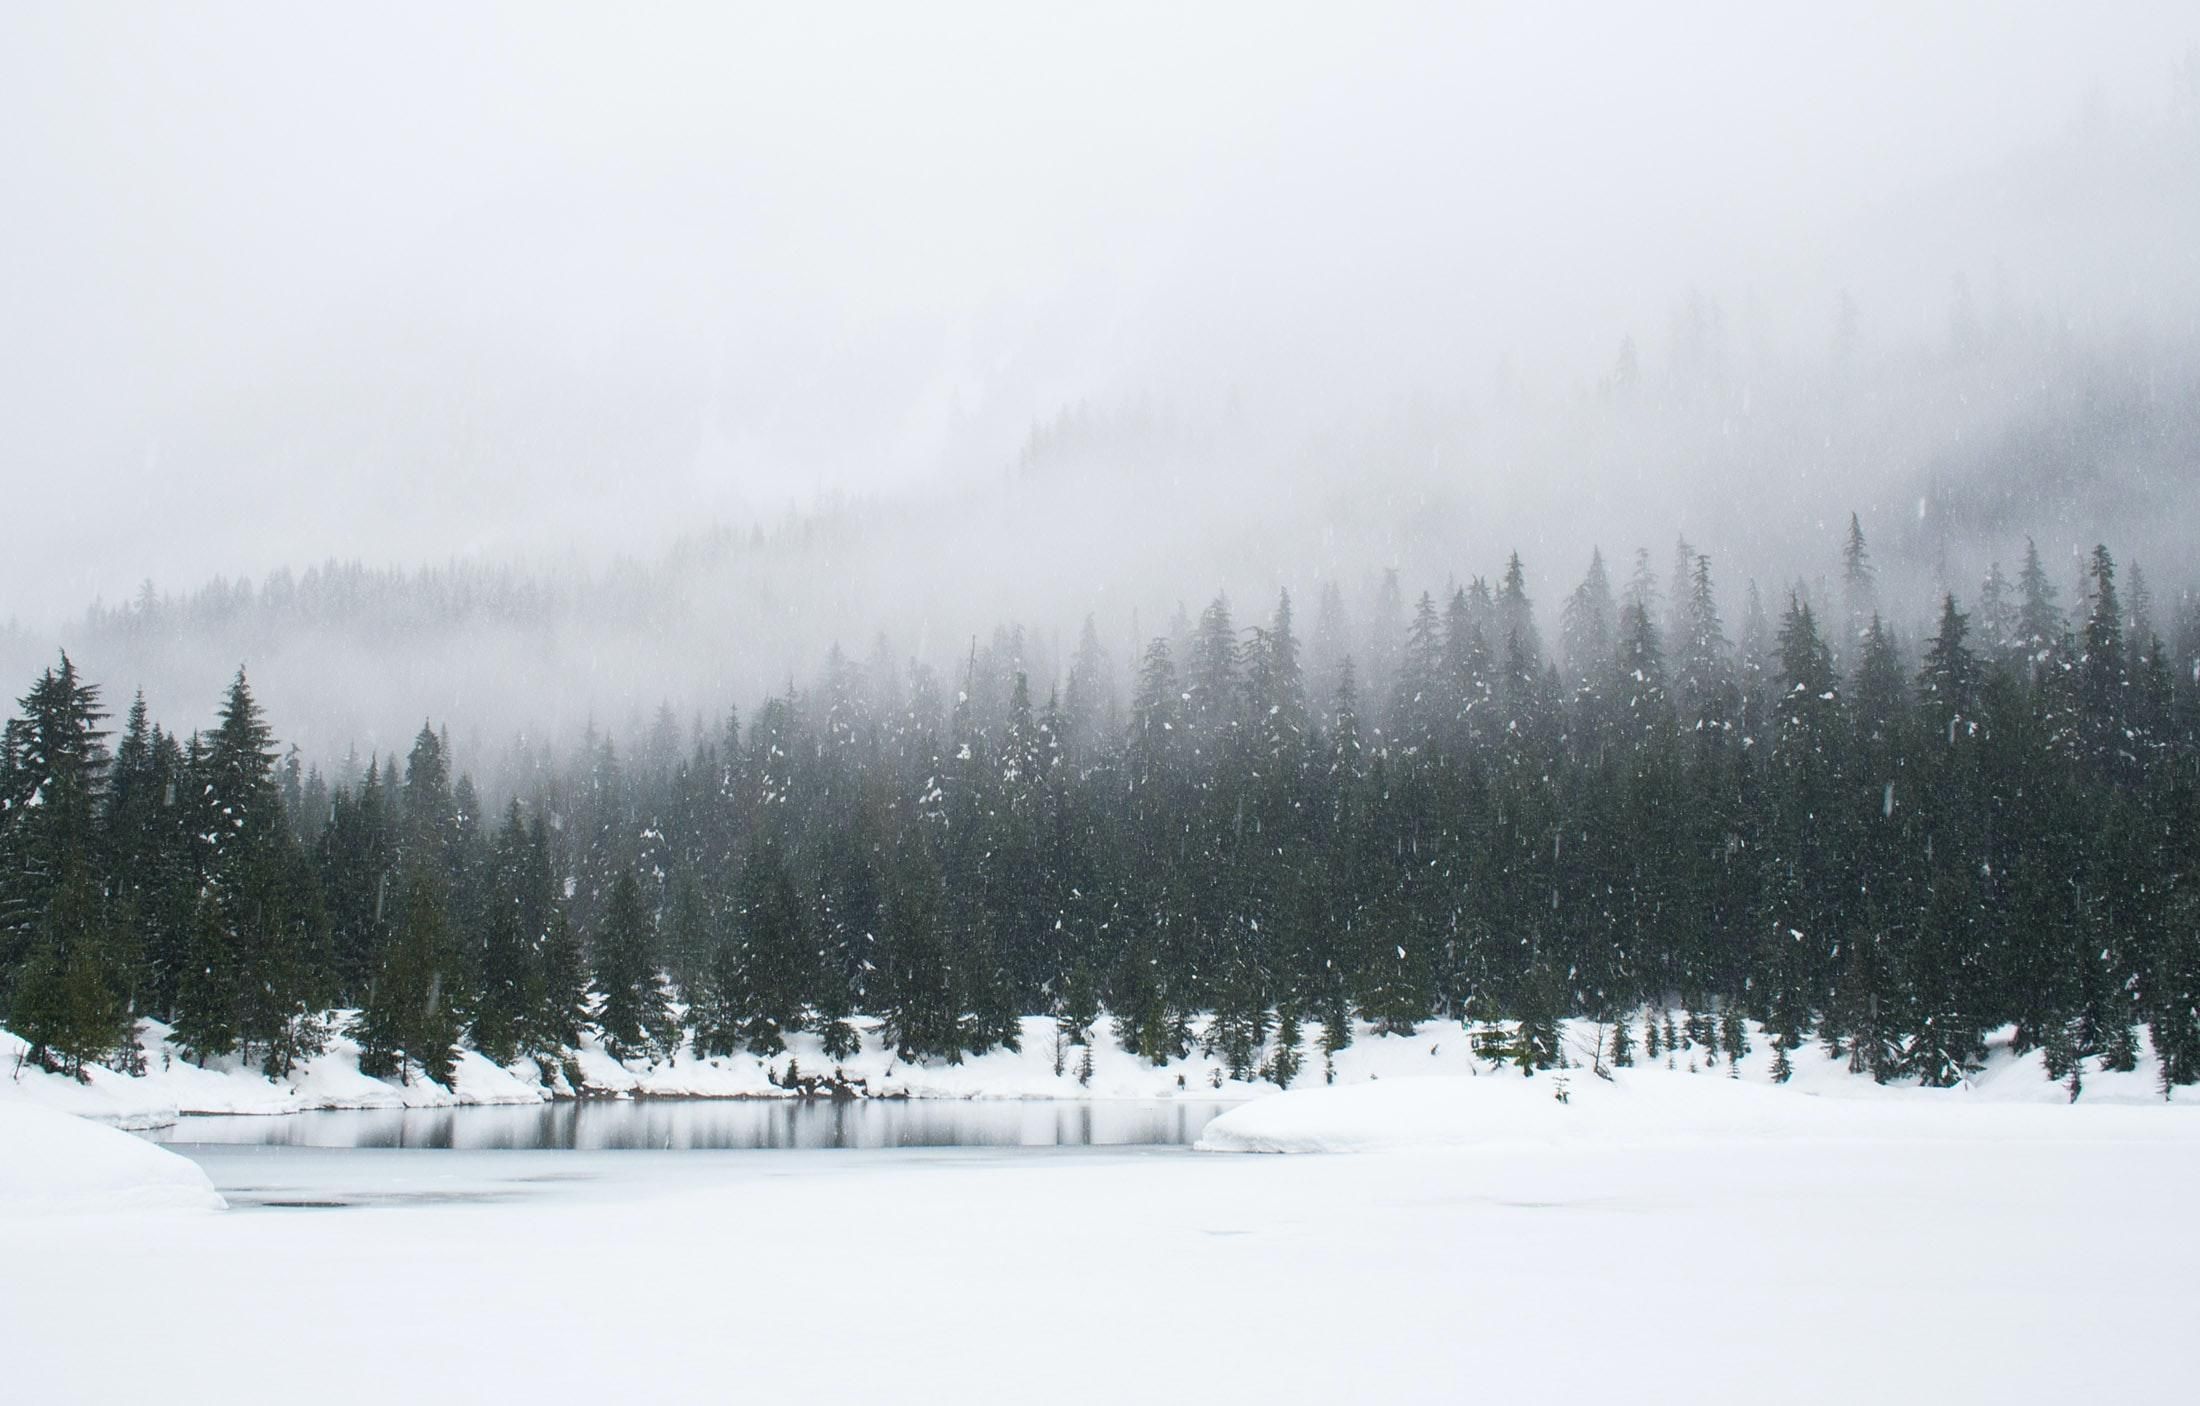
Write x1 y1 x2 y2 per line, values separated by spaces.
8 1006 2193 1139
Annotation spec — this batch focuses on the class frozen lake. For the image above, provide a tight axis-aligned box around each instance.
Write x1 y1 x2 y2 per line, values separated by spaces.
19 1087 2200 1402
149 1096 1237 1153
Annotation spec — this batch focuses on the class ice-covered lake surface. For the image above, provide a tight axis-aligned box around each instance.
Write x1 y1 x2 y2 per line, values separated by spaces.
149 1096 1236 1153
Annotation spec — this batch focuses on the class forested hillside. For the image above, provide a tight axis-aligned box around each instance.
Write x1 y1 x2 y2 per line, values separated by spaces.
5 519 2196 1100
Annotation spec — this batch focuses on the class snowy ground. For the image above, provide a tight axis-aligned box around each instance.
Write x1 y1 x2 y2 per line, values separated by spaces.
6 1080 2197 1404
8 1015 2197 1402
6 1006 2189 1131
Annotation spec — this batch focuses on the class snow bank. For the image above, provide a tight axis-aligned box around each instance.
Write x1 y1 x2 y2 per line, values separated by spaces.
2 1020 552 1126
1192 1064 1823 1153
6 1005 2195 1132
1200 1066 1614 1152
569 1014 1285 1102
1197 1056 2200 1154
0 1100 224 1216
1 1028 180 1129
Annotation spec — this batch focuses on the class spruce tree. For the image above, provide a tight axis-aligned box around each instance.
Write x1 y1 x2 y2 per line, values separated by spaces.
354 867 461 1085
533 908 593 1052
0 656 130 1072
1608 1010 1635 1068
1268 1005 1303 1088
594 870 674 1062
2016 537 2062 676
469 800 535 1065
1056 961 1101 1046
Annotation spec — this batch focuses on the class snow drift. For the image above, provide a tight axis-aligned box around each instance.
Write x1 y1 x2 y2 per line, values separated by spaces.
0 1100 224 1216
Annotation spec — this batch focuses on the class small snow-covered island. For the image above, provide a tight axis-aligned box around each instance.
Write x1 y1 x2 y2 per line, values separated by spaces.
8 4 2200 1403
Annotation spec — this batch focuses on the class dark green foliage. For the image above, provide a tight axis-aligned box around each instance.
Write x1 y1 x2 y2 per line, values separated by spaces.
1608 1011 1634 1068
1268 1006 1303 1088
686 931 749 1059
593 871 675 1062
0 657 133 1074
1718 1006 1749 1067
171 893 240 1064
353 868 462 1086
534 910 594 1052
1056 961 1100 1046
468 801 537 1065
1472 1020 1552 1075
819 1016 863 1064
8 861 132 1077
9 527 2200 1109
722 840 813 1056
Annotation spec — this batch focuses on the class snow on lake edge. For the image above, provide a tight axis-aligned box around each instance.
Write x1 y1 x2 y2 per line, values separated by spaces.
0 1099 225 1217
1195 1058 2200 1154
6 1007 2193 1135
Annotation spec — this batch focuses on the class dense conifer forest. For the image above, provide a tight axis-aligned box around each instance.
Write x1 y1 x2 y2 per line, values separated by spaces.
5 521 2197 1099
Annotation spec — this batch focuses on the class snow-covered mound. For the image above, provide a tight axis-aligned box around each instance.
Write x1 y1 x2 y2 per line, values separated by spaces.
0 1100 225 1216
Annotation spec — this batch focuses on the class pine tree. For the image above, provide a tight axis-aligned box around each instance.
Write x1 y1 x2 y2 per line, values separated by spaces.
171 892 240 1065
1268 1005 1304 1088
8 860 130 1077
876 834 963 1062
1718 1005 1749 1067
2016 537 2062 676
1917 595 1980 735
1062 614 1116 763
1560 550 1618 695
1672 554 1733 731
1244 589 1310 765
354 867 461 1086
1187 593 1240 748
686 928 749 1059
2076 544 2131 774
470 800 535 1065
1976 561 2021 666
533 908 593 1052
195 670 325 1074
594 870 674 1062
1608 1010 1634 1068
1496 551 1543 696
1056 961 1101 1046
0 656 130 1072
1392 592 1445 748
1840 512 1877 651
720 838 813 1055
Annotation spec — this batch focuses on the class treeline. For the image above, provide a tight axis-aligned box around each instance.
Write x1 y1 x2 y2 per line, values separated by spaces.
4 522 2198 1099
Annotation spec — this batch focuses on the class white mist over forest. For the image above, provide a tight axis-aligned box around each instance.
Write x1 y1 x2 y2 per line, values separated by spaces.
4 2 2199 771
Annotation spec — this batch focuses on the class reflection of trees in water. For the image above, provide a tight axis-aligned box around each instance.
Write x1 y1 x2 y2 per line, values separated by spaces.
165 1099 1235 1151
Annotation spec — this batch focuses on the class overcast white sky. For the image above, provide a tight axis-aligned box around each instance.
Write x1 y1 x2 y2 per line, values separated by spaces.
5 2 2198 625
